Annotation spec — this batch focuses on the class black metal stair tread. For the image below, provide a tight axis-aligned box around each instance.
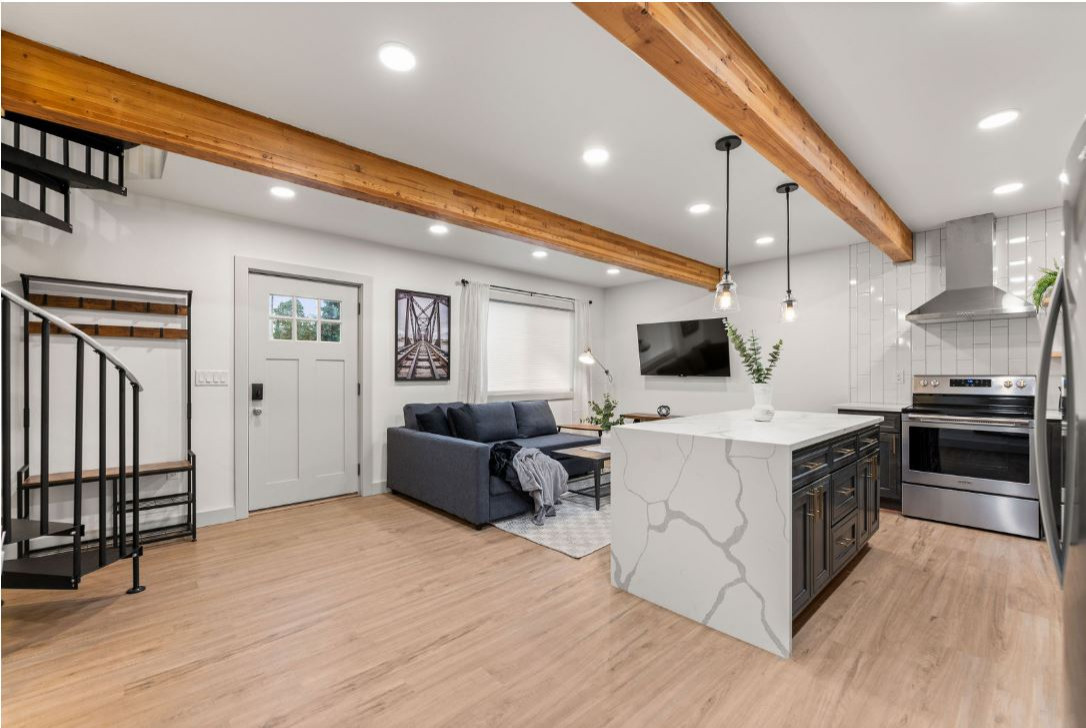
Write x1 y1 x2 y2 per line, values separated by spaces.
4 518 77 544
2 547 123 589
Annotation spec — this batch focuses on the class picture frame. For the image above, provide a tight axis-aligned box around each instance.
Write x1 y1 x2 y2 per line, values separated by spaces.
395 289 451 381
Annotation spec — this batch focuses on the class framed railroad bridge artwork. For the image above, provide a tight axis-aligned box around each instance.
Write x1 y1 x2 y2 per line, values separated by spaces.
395 289 451 381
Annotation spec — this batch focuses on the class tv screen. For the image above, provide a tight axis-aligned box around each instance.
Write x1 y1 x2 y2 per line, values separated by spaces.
636 318 730 377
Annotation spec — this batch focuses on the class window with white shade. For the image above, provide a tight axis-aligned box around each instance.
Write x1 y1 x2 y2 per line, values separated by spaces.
487 299 573 397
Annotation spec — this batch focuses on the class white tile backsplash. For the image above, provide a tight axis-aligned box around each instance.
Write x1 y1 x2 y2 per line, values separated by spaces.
848 207 1065 407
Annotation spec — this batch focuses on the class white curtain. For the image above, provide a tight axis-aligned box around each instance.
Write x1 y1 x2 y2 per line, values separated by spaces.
457 282 490 403
572 299 592 422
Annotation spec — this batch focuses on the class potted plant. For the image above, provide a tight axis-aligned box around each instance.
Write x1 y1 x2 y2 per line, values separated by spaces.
585 393 623 450
1032 261 1061 312
725 323 783 422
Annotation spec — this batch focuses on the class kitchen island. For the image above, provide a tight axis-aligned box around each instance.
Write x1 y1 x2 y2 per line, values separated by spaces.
609 410 882 657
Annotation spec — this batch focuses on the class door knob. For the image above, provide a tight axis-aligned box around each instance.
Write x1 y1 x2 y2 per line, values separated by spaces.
252 407 263 416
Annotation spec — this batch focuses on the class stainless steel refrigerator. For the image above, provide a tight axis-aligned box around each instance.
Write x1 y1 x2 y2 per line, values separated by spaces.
1035 119 1086 727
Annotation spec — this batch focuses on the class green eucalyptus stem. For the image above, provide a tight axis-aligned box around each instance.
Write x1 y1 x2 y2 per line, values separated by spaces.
725 323 783 385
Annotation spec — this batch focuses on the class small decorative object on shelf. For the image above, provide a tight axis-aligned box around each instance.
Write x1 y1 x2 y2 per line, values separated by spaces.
657 404 671 418
1032 261 1061 313
725 323 783 422
585 393 623 450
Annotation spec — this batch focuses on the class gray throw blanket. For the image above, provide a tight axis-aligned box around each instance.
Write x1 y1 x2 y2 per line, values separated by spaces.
512 448 569 526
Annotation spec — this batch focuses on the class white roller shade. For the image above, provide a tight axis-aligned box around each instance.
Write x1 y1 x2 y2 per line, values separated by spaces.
487 300 573 396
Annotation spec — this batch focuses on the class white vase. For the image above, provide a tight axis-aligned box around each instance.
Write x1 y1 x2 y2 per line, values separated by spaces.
752 383 775 422
599 429 612 451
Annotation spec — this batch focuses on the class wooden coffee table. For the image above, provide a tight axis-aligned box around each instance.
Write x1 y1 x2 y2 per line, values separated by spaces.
554 445 611 511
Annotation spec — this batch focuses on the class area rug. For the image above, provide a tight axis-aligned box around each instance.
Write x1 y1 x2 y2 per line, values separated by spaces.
492 491 610 559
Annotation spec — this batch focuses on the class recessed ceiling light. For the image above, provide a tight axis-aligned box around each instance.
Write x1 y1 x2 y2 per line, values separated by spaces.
993 181 1023 195
1059 171 1070 185
977 109 1019 130
688 202 711 215
606 268 620 276
269 186 295 199
532 250 548 259
582 147 610 167
378 42 416 72
428 223 449 236
1009 236 1026 244
755 236 775 245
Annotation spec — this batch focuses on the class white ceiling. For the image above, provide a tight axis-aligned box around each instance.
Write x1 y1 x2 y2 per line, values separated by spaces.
3 3 1084 287
719 2 1086 231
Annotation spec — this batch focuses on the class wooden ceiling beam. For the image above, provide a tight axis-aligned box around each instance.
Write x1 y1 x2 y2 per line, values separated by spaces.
577 2 913 262
1 31 722 288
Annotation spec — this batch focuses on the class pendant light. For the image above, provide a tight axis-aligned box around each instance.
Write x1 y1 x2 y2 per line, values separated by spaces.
776 181 800 323
712 135 742 312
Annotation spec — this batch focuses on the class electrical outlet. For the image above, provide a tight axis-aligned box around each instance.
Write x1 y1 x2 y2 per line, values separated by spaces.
195 369 229 387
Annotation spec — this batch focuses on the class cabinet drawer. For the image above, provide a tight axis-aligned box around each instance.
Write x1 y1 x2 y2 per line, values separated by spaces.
829 464 859 525
831 512 859 576
792 444 829 489
829 434 859 468
857 426 880 454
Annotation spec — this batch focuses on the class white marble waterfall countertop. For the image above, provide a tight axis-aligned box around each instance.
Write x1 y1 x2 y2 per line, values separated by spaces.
618 410 883 450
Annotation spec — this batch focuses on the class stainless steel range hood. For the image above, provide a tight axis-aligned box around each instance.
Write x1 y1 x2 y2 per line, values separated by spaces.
905 213 1036 324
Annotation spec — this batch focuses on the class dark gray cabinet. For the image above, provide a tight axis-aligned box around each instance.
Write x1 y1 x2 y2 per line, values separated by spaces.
792 425 879 618
839 408 902 505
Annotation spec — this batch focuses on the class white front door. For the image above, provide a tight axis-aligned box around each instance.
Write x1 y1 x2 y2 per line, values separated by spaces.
248 274 359 510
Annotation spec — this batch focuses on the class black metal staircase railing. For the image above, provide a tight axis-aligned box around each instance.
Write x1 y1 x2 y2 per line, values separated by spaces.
1 112 136 234
2 287 144 593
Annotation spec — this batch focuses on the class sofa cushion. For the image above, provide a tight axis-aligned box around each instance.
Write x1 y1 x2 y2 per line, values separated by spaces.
468 402 519 443
512 400 558 438
403 401 464 430
513 432 599 457
415 407 453 437
446 405 480 441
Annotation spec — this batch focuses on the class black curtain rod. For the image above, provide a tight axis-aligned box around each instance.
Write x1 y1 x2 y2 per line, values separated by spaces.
458 279 591 305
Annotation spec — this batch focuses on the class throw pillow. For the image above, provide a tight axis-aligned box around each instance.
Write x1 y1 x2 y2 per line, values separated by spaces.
446 405 479 441
416 407 453 437
467 402 519 442
513 400 558 438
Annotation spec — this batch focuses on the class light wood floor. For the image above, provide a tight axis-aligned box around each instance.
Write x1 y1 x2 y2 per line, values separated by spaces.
2 494 1065 727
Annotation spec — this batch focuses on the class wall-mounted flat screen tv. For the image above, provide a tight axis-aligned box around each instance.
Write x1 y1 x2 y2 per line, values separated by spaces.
636 318 730 377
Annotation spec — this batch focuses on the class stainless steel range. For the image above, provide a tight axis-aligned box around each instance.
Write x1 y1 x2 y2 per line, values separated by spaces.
901 374 1039 538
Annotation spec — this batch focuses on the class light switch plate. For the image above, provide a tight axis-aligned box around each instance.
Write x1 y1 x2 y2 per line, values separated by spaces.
195 369 229 387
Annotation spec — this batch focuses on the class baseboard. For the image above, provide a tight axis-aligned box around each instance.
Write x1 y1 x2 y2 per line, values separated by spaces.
196 506 236 527
364 481 390 497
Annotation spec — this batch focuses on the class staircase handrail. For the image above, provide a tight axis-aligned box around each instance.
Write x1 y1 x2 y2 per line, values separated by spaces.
1 287 143 390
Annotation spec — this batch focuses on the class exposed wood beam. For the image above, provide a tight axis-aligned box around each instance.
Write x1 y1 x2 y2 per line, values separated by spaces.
577 3 913 262
1 31 721 288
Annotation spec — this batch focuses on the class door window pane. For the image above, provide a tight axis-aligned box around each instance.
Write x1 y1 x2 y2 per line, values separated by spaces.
321 322 341 342
270 295 293 317
270 319 292 340
321 299 341 320
296 297 318 319
297 320 317 341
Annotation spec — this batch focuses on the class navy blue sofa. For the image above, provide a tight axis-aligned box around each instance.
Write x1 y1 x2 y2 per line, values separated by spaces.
387 401 599 527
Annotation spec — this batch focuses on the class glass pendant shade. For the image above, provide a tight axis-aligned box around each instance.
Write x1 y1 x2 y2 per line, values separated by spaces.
713 273 740 312
780 295 798 323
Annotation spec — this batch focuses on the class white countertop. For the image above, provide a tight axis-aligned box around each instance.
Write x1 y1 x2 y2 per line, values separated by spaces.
835 402 910 413
618 410 882 450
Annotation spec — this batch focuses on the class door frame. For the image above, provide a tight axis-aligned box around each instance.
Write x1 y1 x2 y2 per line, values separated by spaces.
233 256 373 520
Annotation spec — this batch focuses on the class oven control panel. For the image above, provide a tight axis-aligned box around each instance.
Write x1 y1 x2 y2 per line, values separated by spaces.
912 375 1035 396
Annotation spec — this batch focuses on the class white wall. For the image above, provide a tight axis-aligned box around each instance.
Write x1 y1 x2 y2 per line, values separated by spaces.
1 190 606 525
602 246 850 417
849 207 1065 406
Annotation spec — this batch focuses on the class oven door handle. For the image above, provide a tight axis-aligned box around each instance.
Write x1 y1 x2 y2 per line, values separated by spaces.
1034 269 1065 584
903 414 1032 429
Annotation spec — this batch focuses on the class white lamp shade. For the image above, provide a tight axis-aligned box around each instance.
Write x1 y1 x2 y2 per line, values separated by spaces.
578 349 597 365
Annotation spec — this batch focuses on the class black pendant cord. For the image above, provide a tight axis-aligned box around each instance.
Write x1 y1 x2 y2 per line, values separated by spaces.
785 187 791 296
724 147 731 276
776 181 799 297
